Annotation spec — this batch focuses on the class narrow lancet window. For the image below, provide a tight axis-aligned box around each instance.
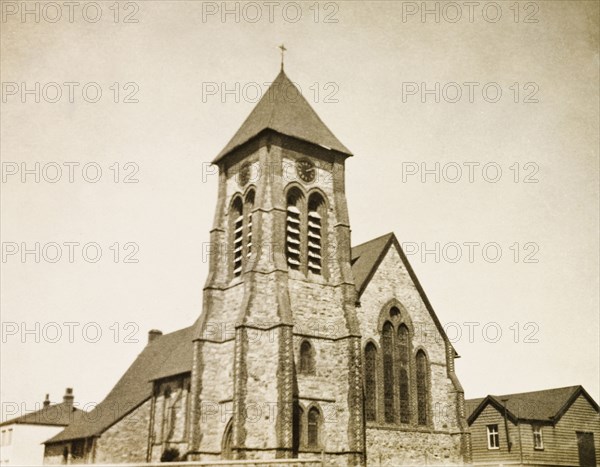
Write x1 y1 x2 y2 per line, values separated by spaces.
382 322 395 423
365 343 378 422
398 324 410 423
416 350 429 425
307 407 320 449
299 340 316 374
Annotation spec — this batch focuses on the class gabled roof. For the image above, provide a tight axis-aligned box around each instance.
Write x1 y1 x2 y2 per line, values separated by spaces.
466 385 599 425
0 402 84 428
351 233 395 295
45 325 195 444
213 70 352 163
350 232 458 358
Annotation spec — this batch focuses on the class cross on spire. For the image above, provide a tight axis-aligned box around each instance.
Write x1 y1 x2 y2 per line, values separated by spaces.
278 44 287 71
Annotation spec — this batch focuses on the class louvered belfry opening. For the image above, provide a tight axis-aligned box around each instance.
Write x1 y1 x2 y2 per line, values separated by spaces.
307 193 324 275
245 190 255 261
286 188 304 270
231 196 244 277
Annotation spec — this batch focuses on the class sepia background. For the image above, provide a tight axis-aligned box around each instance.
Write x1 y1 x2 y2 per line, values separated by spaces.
1 0 599 417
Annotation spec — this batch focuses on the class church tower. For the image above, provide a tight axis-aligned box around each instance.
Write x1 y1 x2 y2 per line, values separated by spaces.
188 70 365 466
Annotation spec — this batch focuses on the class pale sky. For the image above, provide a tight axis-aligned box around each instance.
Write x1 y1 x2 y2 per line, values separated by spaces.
1 0 599 419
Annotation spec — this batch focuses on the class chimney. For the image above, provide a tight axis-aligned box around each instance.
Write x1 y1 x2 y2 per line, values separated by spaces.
63 388 74 408
148 329 163 344
43 394 50 407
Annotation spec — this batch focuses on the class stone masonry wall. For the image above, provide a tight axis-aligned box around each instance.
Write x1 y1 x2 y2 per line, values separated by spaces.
92 399 151 464
358 244 466 465
366 428 463 465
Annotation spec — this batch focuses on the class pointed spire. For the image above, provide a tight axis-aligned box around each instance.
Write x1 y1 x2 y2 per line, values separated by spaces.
214 70 352 163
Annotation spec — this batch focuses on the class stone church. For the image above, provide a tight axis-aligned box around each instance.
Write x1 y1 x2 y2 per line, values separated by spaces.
44 70 470 466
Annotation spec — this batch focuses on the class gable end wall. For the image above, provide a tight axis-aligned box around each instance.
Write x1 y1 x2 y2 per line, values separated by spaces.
357 244 466 465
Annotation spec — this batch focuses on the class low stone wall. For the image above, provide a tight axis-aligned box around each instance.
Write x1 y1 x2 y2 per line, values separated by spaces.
366 427 463 466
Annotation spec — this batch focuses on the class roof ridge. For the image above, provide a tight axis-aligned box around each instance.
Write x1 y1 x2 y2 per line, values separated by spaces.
490 385 581 399
0 401 85 427
351 232 394 251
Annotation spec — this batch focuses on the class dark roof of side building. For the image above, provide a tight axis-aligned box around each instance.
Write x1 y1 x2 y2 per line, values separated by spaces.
466 385 599 425
213 70 353 163
46 232 455 443
45 325 195 444
0 402 84 428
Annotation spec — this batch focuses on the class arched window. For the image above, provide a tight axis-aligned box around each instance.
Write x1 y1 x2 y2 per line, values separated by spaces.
307 193 325 275
293 403 303 454
416 350 429 426
382 322 395 423
307 407 320 449
397 325 409 365
364 343 378 422
397 325 410 423
231 197 244 277
286 188 304 270
222 420 233 459
299 340 315 375
244 190 255 260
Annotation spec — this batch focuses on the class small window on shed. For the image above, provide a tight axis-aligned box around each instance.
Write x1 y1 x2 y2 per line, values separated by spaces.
533 426 543 450
487 424 500 449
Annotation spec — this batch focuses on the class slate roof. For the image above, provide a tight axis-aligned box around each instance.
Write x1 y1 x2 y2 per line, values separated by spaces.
466 385 599 424
351 233 395 295
45 325 195 444
0 402 84 428
213 70 352 163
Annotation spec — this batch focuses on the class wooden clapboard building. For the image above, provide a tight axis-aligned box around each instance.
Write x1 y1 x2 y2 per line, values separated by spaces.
466 385 599 466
